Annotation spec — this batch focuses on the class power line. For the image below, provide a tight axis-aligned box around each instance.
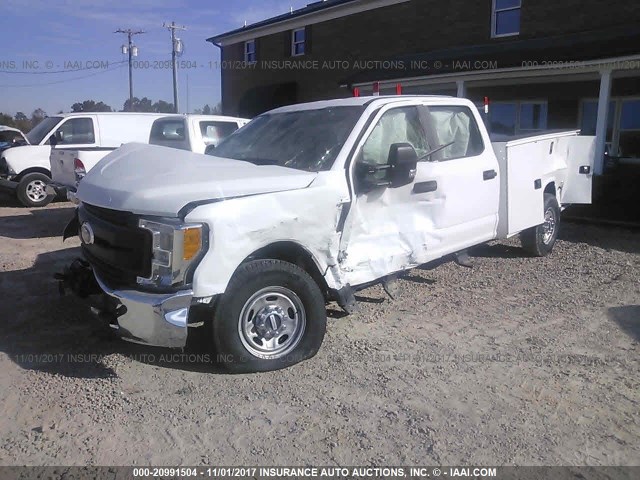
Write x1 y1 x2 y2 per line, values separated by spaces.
0 63 127 88
0 60 127 74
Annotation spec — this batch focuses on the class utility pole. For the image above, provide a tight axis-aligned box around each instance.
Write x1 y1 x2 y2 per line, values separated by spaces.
115 29 145 111
163 22 186 113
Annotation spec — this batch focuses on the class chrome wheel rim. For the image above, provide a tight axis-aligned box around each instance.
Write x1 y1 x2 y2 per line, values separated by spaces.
26 180 48 202
238 286 306 359
542 207 556 245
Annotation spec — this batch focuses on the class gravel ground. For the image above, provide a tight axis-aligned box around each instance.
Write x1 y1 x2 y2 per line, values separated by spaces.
0 194 638 467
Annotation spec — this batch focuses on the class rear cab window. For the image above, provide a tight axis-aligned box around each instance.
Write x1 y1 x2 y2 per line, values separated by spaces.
150 119 187 142
199 121 239 146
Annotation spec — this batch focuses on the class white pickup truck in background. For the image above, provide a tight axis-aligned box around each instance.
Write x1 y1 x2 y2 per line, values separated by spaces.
49 115 250 201
148 114 249 154
59 96 595 373
1 112 165 207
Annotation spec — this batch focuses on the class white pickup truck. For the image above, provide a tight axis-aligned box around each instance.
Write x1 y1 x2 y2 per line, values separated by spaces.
49 115 250 200
58 96 594 373
148 114 249 154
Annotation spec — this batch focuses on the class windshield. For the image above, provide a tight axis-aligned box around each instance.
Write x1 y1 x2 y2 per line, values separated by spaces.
26 116 62 145
211 106 364 171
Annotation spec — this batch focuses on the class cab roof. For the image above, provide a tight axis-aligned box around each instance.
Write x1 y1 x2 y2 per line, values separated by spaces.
268 95 459 114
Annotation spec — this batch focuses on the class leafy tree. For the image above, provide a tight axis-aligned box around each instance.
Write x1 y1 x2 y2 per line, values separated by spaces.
212 102 222 114
13 112 30 132
152 100 175 113
197 103 222 115
30 108 47 128
123 97 155 112
71 100 112 112
0 113 15 127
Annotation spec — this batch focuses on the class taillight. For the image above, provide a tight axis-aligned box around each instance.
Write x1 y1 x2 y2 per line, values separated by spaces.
74 158 86 183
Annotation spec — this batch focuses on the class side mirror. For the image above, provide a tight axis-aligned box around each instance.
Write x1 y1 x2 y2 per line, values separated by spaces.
387 143 418 188
49 133 58 147
204 144 216 155
355 143 418 192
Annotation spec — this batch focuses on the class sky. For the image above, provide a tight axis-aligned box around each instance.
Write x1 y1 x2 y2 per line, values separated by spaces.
0 0 311 117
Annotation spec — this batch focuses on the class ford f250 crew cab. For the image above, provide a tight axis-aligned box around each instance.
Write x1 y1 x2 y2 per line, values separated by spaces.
58 96 595 372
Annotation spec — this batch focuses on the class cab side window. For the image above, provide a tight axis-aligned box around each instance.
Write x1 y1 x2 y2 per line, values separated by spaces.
361 107 430 165
421 106 484 161
56 118 95 145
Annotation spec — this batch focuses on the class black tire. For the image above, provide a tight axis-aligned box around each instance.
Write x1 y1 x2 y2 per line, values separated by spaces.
520 193 560 257
212 259 327 373
16 172 54 208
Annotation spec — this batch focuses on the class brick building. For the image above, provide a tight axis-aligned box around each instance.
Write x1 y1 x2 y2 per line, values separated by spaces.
208 0 640 177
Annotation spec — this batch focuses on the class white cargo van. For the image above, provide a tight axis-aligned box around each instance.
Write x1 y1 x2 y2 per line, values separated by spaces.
0 112 165 207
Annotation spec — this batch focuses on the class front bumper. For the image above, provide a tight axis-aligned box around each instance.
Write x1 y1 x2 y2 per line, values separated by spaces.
0 175 17 192
45 182 70 198
92 274 192 348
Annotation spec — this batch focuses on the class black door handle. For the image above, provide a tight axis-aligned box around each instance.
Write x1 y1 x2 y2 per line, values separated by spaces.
413 180 437 194
483 169 497 180
579 166 591 174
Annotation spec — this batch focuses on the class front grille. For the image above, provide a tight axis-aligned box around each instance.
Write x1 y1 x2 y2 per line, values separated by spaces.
79 203 152 288
0 157 8 176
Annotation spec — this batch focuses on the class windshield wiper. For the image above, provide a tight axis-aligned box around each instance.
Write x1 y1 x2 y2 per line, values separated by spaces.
245 158 281 166
418 141 455 162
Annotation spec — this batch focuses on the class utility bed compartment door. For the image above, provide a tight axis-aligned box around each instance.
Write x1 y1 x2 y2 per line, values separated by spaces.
503 140 548 235
559 136 595 205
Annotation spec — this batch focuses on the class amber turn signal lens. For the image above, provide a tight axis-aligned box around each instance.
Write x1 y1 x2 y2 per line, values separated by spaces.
183 227 202 260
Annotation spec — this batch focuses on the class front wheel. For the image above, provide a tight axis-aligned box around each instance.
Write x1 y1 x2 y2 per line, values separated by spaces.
16 173 54 207
212 259 327 373
520 193 560 257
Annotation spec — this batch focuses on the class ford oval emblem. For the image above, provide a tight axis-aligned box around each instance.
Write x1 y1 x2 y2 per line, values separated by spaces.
80 222 95 245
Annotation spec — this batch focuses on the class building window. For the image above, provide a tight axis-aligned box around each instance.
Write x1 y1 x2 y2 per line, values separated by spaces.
579 97 640 159
244 40 256 63
291 28 306 56
619 99 640 158
519 102 548 131
492 0 521 37
580 100 615 140
490 103 517 135
487 101 547 136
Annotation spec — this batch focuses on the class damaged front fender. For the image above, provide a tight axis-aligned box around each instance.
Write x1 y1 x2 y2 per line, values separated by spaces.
63 208 79 241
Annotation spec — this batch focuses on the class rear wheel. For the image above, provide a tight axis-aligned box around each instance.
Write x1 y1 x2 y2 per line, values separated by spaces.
16 173 54 208
520 193 560 257
212 259 327 373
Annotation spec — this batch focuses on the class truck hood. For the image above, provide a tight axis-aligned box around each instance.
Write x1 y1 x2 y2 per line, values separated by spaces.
76 143 319 217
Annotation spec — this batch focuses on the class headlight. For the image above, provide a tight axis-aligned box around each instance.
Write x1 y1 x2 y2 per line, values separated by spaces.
136 219 207 289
